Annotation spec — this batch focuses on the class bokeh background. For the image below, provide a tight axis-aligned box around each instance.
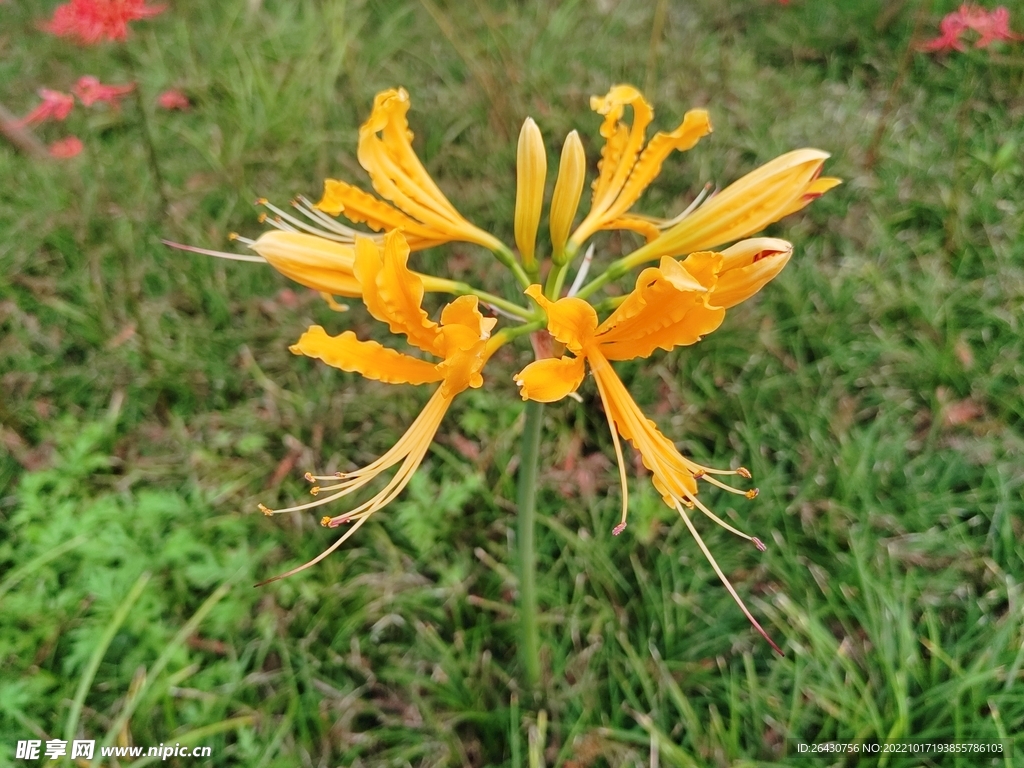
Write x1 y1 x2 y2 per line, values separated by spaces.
1 0 1022 765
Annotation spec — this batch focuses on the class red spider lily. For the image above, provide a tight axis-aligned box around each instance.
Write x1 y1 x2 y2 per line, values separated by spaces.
73 76 135 107
973 6 1022 47
920 4 1022 52
15 89 74 128
42 0 166 44
156 89 190 110
49 136 84 158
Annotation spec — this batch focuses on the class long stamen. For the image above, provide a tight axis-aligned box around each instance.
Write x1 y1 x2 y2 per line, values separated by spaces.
161 239 266 263
257 485 361 515
261 213 300 233
674 500 782 655
698 473 759 499
294 196 386 242
655 182 714 230
327 436 432 527
255 515 372 586
685 461 752 479
255 199 352 243
679 486 760 545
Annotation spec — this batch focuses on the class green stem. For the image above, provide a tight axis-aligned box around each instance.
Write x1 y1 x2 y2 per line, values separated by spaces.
543 262 569 300
492 243 533 289
516 398 544 695
574 254 631 301
436 279 534 320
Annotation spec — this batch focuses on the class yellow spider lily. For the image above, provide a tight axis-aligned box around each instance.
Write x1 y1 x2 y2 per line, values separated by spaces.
513 238 797 653
257 230 500 583
559 84 840 273
314 88 505 254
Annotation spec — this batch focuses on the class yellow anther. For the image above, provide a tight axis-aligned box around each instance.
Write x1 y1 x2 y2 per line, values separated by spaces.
228 232 239 241
304 471 315 482
737 467 752 479
310 486 320 496
692 469 706 480
320 516 331 527
745 488 759 500
258 503 272 516
255 197 268 205
257 212 267 223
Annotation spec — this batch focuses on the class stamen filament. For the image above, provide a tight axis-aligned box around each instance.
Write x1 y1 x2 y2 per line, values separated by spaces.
294 196 386 241
655 182 714 230
161 239 266 263
257 199 353 243
674 500 782 655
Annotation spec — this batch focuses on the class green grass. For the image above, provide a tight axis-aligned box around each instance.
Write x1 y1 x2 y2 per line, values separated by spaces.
2 0 1023 766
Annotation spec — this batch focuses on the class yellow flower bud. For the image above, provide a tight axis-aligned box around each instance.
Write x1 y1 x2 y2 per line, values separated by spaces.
549 131 586 265
514 117 547 272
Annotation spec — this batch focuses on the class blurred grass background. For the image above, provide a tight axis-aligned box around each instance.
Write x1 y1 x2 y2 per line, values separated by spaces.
1 0 1023 765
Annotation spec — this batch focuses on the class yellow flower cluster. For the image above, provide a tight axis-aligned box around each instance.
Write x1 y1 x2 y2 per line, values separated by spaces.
235 85 838 647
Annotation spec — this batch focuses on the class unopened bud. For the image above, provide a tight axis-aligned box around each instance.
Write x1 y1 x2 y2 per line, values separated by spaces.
514 117 547 272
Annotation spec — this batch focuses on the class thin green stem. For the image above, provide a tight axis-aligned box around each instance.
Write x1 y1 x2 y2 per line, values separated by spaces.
543 262 569 300
574 254 631 300
428 276 533 320
492 243 533 289
516 398 544 695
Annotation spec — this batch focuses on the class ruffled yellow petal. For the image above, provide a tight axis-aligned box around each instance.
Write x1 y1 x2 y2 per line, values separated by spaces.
354 232 442 356
315 179 448 250
571 85 654 247
599 215 662 243
589 85 653 213
514 117 547 270
249 231 362 298
289 326 443 385
525 284 598 353
611 109 711 222
549 130 586 264
622 149 830 266
355 88 502 252
439 295 497 346
513 355 586 402
595 255 725 360
709 238 794 309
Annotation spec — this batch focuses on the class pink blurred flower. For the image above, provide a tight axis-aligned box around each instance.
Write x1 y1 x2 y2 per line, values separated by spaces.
15 89 75 128
42 0 166 44
973 6 1023 47
920 4 1022 52
157 89 190 110
49 136 84 158
73 75 135 107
